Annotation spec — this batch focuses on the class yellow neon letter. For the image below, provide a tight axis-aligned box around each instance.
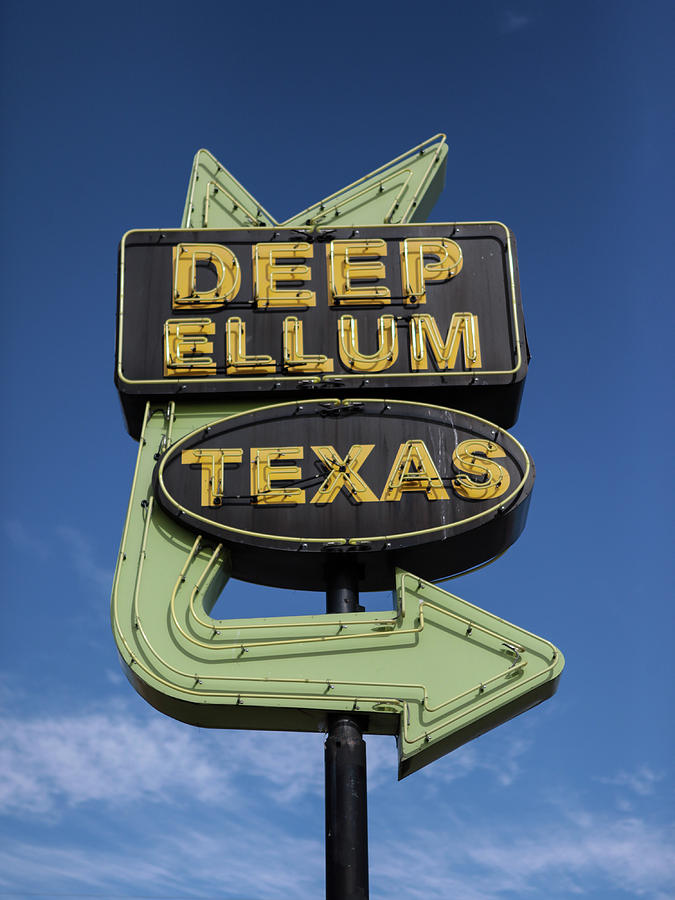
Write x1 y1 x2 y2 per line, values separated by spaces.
250 447 305 505
451 440 510 500
400 238 463 304
338 315 398 372
409 313 482 371
328 239 390 305
164 318 216 376
226 317 276 375
283 317 334 373
310 445 378 504
172 243 241 309
380 441 449 502
181 448 244 506
253 242 315 308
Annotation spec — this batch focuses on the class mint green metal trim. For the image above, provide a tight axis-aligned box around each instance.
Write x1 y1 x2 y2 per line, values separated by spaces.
397 572 562 748
284 135 446 227
182 149 277 229
182 135 447 229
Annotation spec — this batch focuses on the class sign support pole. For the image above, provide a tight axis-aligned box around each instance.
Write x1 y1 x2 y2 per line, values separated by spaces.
325 563 369 899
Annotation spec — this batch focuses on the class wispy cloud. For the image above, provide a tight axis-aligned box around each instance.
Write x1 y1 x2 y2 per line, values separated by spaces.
3 519 51 561
56 524 113 593
0 709 330 817
2 789 673 899
105 666 124 685
420 734 532 787
599 764 665 796
0 826 323 900
3 519 113 594
372 812 675 900
501 10 533 34
2 708 673 898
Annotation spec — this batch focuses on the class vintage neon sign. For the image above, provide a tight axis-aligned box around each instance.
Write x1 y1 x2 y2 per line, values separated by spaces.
112 137 562 791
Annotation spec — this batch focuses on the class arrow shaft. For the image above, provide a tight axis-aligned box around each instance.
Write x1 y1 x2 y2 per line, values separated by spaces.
112 404 563 782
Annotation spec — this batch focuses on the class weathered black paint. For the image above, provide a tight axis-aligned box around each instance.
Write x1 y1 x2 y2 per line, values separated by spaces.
325 568 369 899
117 224 528 438
153 399 534 591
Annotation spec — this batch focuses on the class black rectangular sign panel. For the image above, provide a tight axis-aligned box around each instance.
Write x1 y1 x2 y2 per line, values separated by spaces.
117 223 528 437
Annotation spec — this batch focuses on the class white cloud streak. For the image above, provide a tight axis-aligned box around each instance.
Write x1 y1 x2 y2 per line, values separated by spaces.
3 518 113 595
501 11 533 34
4 518 51 561
0 709 329 816
0 826 323 900
371 813 675 900
420 734 532 787
57 524 113 594
1 708 673 898
2 792 672 899
599 764 665 796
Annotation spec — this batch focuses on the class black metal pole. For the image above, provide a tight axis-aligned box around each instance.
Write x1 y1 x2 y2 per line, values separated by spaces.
325 563 369 900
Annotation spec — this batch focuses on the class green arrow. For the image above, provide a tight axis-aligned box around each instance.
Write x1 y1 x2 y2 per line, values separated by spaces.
181 134 448 229
112 401 563 778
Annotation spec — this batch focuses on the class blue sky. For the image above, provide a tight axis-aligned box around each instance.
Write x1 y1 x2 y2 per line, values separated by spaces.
1 1 673 898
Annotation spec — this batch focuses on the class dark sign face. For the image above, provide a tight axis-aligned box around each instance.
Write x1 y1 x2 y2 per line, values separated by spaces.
118 223 527 437
154 399 534 590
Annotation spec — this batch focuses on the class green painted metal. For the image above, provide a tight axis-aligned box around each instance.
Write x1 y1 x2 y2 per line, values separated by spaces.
181 135 447 230
111 401 563 778
181 150 276 229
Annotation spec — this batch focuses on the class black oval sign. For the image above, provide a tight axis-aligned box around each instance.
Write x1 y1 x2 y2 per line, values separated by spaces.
154 399 534 590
